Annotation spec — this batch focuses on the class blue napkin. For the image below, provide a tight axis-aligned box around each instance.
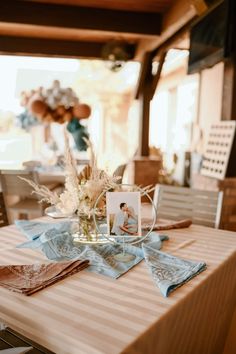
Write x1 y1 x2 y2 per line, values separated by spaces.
15 220 72 250
15 220 71 242
15 220 168 279
142 243 206 297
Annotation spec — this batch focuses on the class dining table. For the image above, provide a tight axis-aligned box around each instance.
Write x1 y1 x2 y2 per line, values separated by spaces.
0 219 236 354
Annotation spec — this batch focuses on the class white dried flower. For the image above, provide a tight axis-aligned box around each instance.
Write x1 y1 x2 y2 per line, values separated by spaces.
20 129 120 218
56 190 77 215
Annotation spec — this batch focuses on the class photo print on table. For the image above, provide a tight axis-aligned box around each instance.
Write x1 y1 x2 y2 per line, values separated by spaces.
106 191 142 237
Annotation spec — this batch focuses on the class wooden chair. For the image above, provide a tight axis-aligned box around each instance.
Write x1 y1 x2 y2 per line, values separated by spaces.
0 170 57 223
153 184 223 228
0 192 9 227
0 325 54 353
113 164 127 183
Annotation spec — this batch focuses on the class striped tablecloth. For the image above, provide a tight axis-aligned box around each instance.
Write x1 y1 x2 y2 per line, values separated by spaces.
0 219 236 354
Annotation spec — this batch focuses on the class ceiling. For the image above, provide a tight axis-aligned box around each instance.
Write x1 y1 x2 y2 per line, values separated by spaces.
0 0 199 60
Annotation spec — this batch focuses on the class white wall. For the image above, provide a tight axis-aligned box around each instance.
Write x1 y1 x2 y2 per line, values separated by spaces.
197 62 224 153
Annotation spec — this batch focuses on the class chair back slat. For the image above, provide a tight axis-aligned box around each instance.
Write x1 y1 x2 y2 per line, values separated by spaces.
154 184 223 228
113 164 127 183
0 192 9 227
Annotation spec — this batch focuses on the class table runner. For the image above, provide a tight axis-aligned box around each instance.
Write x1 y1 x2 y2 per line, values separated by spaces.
15 220 205 294
0 221 236 354
15 220 168 279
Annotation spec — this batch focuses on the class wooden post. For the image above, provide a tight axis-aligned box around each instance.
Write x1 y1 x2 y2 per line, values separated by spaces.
139 85 152 156
137 53 153 157
222 57 236 120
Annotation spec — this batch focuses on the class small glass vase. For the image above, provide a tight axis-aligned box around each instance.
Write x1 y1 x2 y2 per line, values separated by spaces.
72 214 108 244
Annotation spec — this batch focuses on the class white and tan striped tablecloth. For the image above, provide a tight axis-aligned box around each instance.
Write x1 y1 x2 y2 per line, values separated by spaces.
0 220 236 354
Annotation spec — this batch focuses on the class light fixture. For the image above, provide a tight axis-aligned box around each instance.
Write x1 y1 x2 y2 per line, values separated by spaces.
101 40 134 72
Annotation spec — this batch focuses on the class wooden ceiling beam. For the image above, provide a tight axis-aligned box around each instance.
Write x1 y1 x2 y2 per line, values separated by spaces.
135 24 189 99
151 21 192 59
0 35 123 58
0 22 144 42
135 50 167 100
20 0 175 14
135 0 196 59
0 1 162 36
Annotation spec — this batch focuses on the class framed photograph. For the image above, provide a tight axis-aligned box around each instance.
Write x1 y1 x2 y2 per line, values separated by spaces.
106 191 142 237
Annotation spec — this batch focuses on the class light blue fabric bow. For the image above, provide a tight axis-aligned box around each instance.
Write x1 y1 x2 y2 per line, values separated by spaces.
142 244 206 297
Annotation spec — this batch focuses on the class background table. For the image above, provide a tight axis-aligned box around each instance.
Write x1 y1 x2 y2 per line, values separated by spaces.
37 164 87 184
0 220 236 354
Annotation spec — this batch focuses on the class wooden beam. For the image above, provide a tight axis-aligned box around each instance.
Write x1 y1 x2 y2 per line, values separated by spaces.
222 57 236 120
189 0 208 15
135 17 194 156
137 55 153 156
0 35 112 58
139 0 223 60
135 50 165 156
135 0 196 59
152 21 192 58
136 21 192 99
135 52 153 99
135 50 167 99
150 51 167 99
0 22 142 42
0 1 162 36
139 85 152 156
205 0 222 5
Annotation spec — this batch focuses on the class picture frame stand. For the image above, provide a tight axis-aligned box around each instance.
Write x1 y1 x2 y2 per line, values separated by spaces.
113 236 136 262
93 184 157 263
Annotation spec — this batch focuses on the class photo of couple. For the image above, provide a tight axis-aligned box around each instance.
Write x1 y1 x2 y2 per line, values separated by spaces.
106 192 141 237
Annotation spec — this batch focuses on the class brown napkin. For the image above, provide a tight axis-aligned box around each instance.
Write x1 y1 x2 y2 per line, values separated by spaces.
142 218 192 231
0 259 89 296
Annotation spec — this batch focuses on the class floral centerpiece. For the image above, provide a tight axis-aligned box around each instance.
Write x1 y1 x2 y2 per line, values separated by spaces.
21 129 120 241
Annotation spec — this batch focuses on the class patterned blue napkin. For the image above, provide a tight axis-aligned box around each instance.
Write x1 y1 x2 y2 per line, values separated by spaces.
15 220 168 279
15 220 71 245
142 243 206 297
